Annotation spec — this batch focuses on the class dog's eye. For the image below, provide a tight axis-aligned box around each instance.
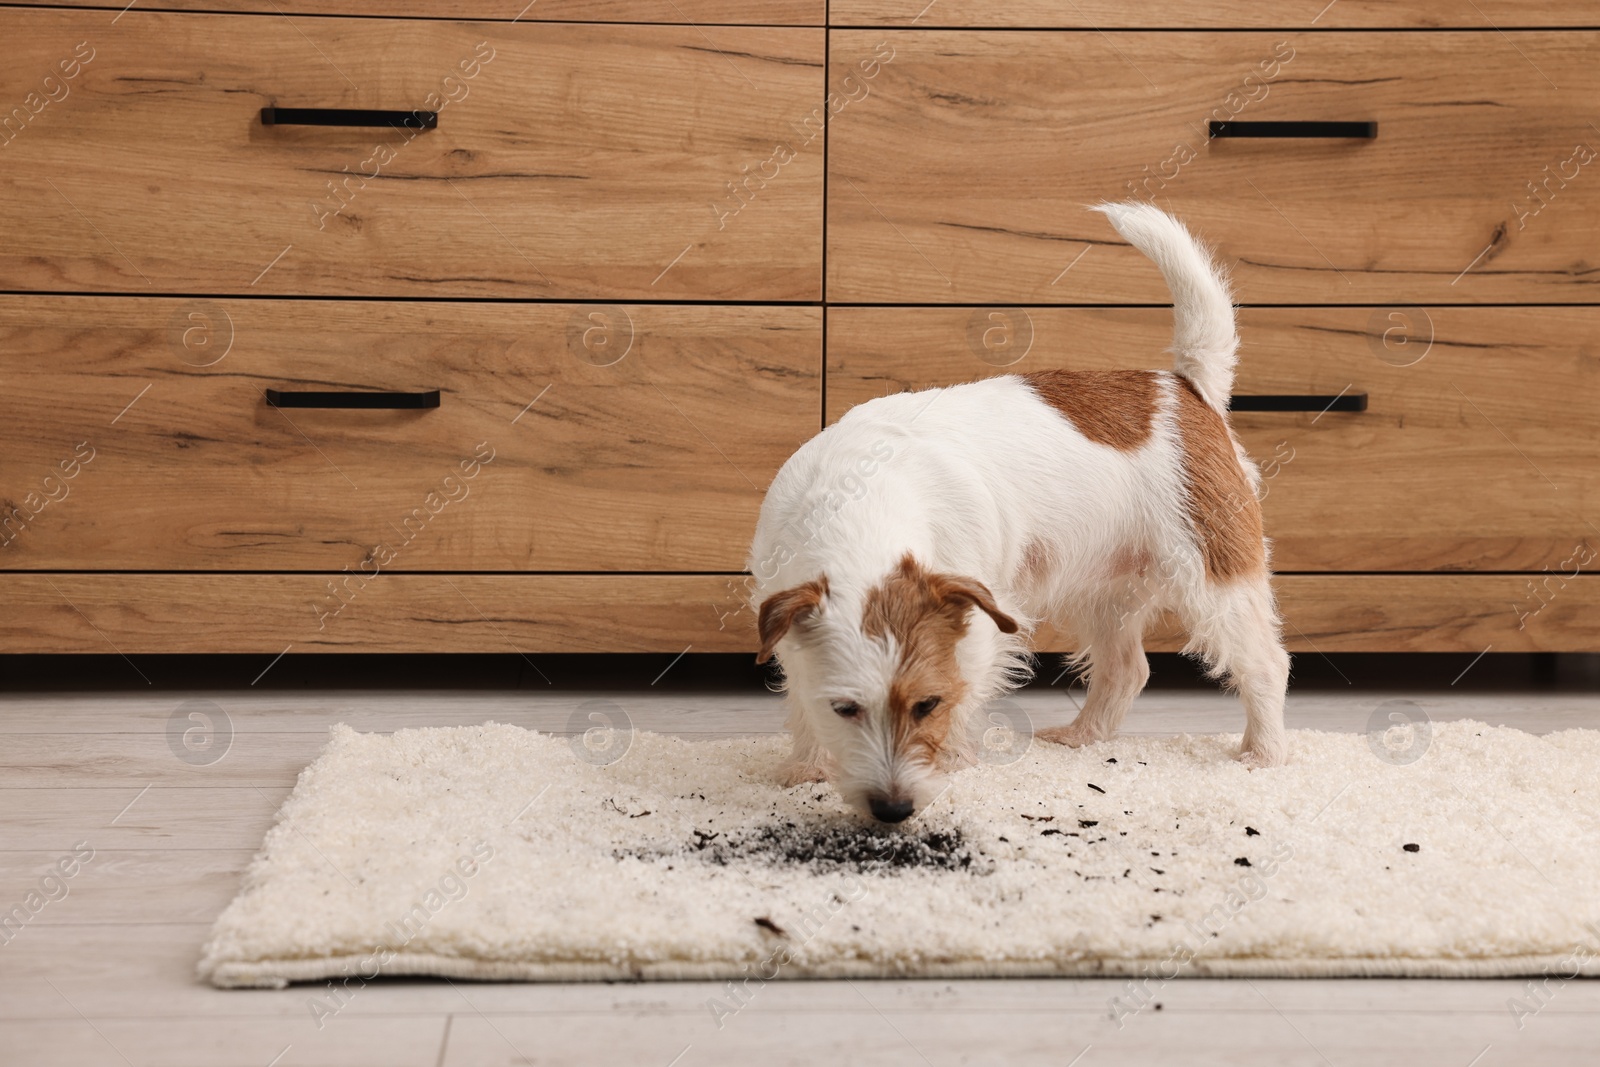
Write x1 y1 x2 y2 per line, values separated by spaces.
912 696 942 720
831 701 862 719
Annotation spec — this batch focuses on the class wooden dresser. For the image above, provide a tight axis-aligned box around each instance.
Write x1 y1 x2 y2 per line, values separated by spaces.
2 1 1595 656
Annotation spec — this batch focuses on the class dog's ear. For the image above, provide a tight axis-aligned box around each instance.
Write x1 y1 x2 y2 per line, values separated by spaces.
929 574 1019 635
756 577 828 664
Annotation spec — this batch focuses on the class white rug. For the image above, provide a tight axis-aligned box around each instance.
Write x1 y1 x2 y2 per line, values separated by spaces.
199 719 1600 988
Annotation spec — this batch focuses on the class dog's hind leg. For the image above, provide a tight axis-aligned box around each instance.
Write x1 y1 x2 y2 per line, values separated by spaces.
1181 576 1289 768
1037 613 1150 748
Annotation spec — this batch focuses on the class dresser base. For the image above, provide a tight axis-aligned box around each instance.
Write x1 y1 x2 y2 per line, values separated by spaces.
2 574 1591 654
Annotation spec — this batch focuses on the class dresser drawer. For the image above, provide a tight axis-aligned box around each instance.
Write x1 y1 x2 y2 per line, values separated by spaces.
1049 576 1600 654
827 306 1598 573
0 0 823 22
0 299 819 571
0 574 765 653
830 1 1590 27
829 31 1600 304
0 11 823 299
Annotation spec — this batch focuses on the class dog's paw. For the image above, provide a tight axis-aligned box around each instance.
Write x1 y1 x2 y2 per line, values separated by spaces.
777 761 829 787
1235 744 1287 770
1036 723 1109 749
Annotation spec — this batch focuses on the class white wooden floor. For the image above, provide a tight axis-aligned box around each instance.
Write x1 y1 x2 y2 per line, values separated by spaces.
3 681 1598 1066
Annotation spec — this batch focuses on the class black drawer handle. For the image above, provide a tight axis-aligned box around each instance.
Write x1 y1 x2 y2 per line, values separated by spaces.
266 389 441 409
1230 393 1368 413
261 106 438 130
1210 120 1377 139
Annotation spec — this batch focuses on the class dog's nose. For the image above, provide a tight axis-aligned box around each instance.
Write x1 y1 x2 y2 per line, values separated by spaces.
869 796 915 823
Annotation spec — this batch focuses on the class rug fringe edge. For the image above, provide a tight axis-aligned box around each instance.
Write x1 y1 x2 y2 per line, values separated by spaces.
204 952 1600 988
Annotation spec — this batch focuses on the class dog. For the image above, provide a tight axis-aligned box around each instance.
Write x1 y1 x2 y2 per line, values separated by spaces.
747 201 1288 824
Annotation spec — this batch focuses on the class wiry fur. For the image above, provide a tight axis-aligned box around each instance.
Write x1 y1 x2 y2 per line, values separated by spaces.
749 202 1288 823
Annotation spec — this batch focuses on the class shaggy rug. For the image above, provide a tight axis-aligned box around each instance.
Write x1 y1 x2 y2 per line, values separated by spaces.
199 718 1600 988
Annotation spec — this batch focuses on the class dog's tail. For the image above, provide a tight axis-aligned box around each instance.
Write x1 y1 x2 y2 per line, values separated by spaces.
1091 201 1237 413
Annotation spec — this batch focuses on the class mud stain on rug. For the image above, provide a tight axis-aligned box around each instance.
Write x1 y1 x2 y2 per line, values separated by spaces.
622 819 988 875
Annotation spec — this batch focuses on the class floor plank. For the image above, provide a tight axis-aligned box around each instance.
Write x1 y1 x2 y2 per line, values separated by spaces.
1 786 289 849
439 1006 1600 1066
1 689 1591 746
0 1016 448 1067
0 849 254 924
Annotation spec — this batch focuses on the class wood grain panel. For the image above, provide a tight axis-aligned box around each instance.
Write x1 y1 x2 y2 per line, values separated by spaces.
0 574 760 653
828 31 1600 304
0 298 819 571
0 0 823 22
831 1 1593 27
2 574 1593 653
0 11 823 299
826 306 1599 573
1041 576 1600 653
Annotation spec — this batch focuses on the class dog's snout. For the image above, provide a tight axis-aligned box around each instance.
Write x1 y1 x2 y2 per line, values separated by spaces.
869 796 915 823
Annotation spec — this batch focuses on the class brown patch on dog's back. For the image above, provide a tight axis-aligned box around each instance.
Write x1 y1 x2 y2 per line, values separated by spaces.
1172 379 1266 582
861 554 1017 762
1022 369 1160 451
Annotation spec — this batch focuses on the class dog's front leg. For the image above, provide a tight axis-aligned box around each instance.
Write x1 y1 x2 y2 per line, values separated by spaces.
1037 621 1149 748
777 698 831 786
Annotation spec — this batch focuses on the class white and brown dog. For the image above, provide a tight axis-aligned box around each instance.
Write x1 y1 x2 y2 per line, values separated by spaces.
747 201 1288 824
